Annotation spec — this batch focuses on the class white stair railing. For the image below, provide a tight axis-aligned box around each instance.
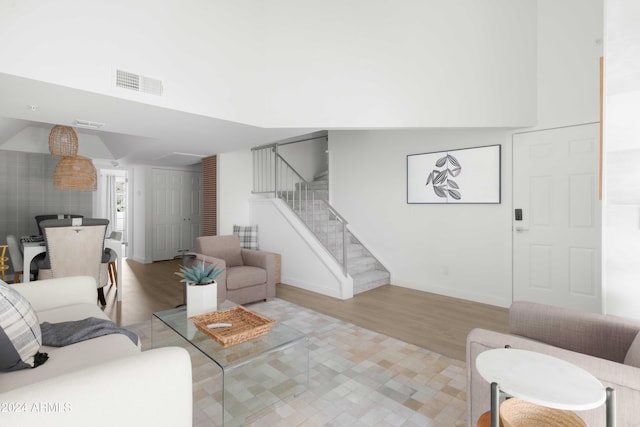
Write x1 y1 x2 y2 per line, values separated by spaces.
252 144 349 276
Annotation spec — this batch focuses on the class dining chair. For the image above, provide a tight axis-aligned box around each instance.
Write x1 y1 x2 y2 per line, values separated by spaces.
38 218 110 306
35 214 84 236
5 235 43 283
106 231 122 287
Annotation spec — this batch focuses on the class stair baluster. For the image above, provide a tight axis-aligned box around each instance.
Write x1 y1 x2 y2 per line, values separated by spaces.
252 143 390 294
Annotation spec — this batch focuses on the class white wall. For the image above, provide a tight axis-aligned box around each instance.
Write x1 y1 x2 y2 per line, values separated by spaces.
131 165 148 263
536 0 604 129
261 0 536 128
218 150 254 235
250 199 351 299
329 130 513 307
278 136 328 182
0 0 537 129
603 0 640 320
0 0 264 125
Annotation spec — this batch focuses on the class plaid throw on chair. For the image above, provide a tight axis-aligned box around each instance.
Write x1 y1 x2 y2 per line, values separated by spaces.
233 225 259 250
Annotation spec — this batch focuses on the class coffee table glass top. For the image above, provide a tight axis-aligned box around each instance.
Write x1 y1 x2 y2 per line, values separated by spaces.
152 304 306 370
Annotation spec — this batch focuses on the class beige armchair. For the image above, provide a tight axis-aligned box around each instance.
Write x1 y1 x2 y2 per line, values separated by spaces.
193 235 276 305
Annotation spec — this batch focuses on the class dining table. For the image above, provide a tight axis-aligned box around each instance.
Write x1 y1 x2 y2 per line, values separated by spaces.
22 238 124 301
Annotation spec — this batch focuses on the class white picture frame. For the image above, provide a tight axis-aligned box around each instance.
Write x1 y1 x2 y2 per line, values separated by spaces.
407 144 501 204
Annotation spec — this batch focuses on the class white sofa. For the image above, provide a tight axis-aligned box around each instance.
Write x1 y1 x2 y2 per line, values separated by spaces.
0 276 192 427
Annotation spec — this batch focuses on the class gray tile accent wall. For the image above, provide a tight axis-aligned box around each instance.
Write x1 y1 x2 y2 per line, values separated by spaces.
0 151 93 273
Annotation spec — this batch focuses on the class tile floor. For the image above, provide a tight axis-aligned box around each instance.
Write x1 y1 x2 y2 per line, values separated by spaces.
128 298 467 426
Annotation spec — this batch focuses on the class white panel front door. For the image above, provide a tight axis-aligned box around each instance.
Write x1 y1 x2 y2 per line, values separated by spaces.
513 124 602 312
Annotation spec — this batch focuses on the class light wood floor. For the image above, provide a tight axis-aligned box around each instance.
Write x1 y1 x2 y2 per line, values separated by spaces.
277 283 509 361
102 258 509 361
101 258 185 326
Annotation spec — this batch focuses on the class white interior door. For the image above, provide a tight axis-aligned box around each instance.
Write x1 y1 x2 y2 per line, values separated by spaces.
182 172 202 251
513 124 602 312
152 169 201 261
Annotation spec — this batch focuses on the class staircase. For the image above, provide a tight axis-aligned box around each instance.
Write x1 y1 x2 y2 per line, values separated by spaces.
281 171 390 295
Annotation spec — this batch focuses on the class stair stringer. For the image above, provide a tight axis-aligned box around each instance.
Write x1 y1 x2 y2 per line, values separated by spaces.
249 197 354 300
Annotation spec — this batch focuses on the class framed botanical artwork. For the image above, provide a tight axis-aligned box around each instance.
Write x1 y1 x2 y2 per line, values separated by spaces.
407 144 501 204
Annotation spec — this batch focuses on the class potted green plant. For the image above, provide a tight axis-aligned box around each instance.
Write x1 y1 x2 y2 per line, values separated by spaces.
176 259 224 316
175 259 224 285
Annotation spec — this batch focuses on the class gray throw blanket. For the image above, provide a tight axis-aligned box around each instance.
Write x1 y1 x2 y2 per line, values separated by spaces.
41 317 139 346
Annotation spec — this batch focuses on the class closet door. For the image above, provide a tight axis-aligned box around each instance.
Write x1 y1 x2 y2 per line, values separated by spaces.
152 169 201 261
182 172 202 252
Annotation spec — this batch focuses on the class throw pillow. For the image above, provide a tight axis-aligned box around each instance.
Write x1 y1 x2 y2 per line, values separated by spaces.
624 331 640 368
0 281 48 371
233 224 259 250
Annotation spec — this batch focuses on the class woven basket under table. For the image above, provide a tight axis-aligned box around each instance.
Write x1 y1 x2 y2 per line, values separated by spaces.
189 306 276 347
498 398 586 427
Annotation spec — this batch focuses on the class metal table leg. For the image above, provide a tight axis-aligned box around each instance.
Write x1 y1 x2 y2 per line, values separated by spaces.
606 387 615 427
491 382 500 427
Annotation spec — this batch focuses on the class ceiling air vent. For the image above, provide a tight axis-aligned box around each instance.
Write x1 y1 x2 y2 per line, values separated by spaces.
115 69 163 96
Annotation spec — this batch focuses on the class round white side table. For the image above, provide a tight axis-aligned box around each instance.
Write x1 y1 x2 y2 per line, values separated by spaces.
476 348 616 427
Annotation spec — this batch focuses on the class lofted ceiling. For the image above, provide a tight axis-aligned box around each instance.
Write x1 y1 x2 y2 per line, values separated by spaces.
0 73 317 167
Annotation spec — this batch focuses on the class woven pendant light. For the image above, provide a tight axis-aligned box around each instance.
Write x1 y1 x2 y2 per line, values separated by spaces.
54 156 97 191
48 125 79 157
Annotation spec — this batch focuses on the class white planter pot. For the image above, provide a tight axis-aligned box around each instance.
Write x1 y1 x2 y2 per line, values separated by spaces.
186 281 218 317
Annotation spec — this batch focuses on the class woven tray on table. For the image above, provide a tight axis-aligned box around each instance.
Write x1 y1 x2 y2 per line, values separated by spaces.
189 306 276 347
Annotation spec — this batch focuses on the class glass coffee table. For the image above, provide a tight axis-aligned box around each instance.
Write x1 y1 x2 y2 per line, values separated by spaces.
152 303 308 426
